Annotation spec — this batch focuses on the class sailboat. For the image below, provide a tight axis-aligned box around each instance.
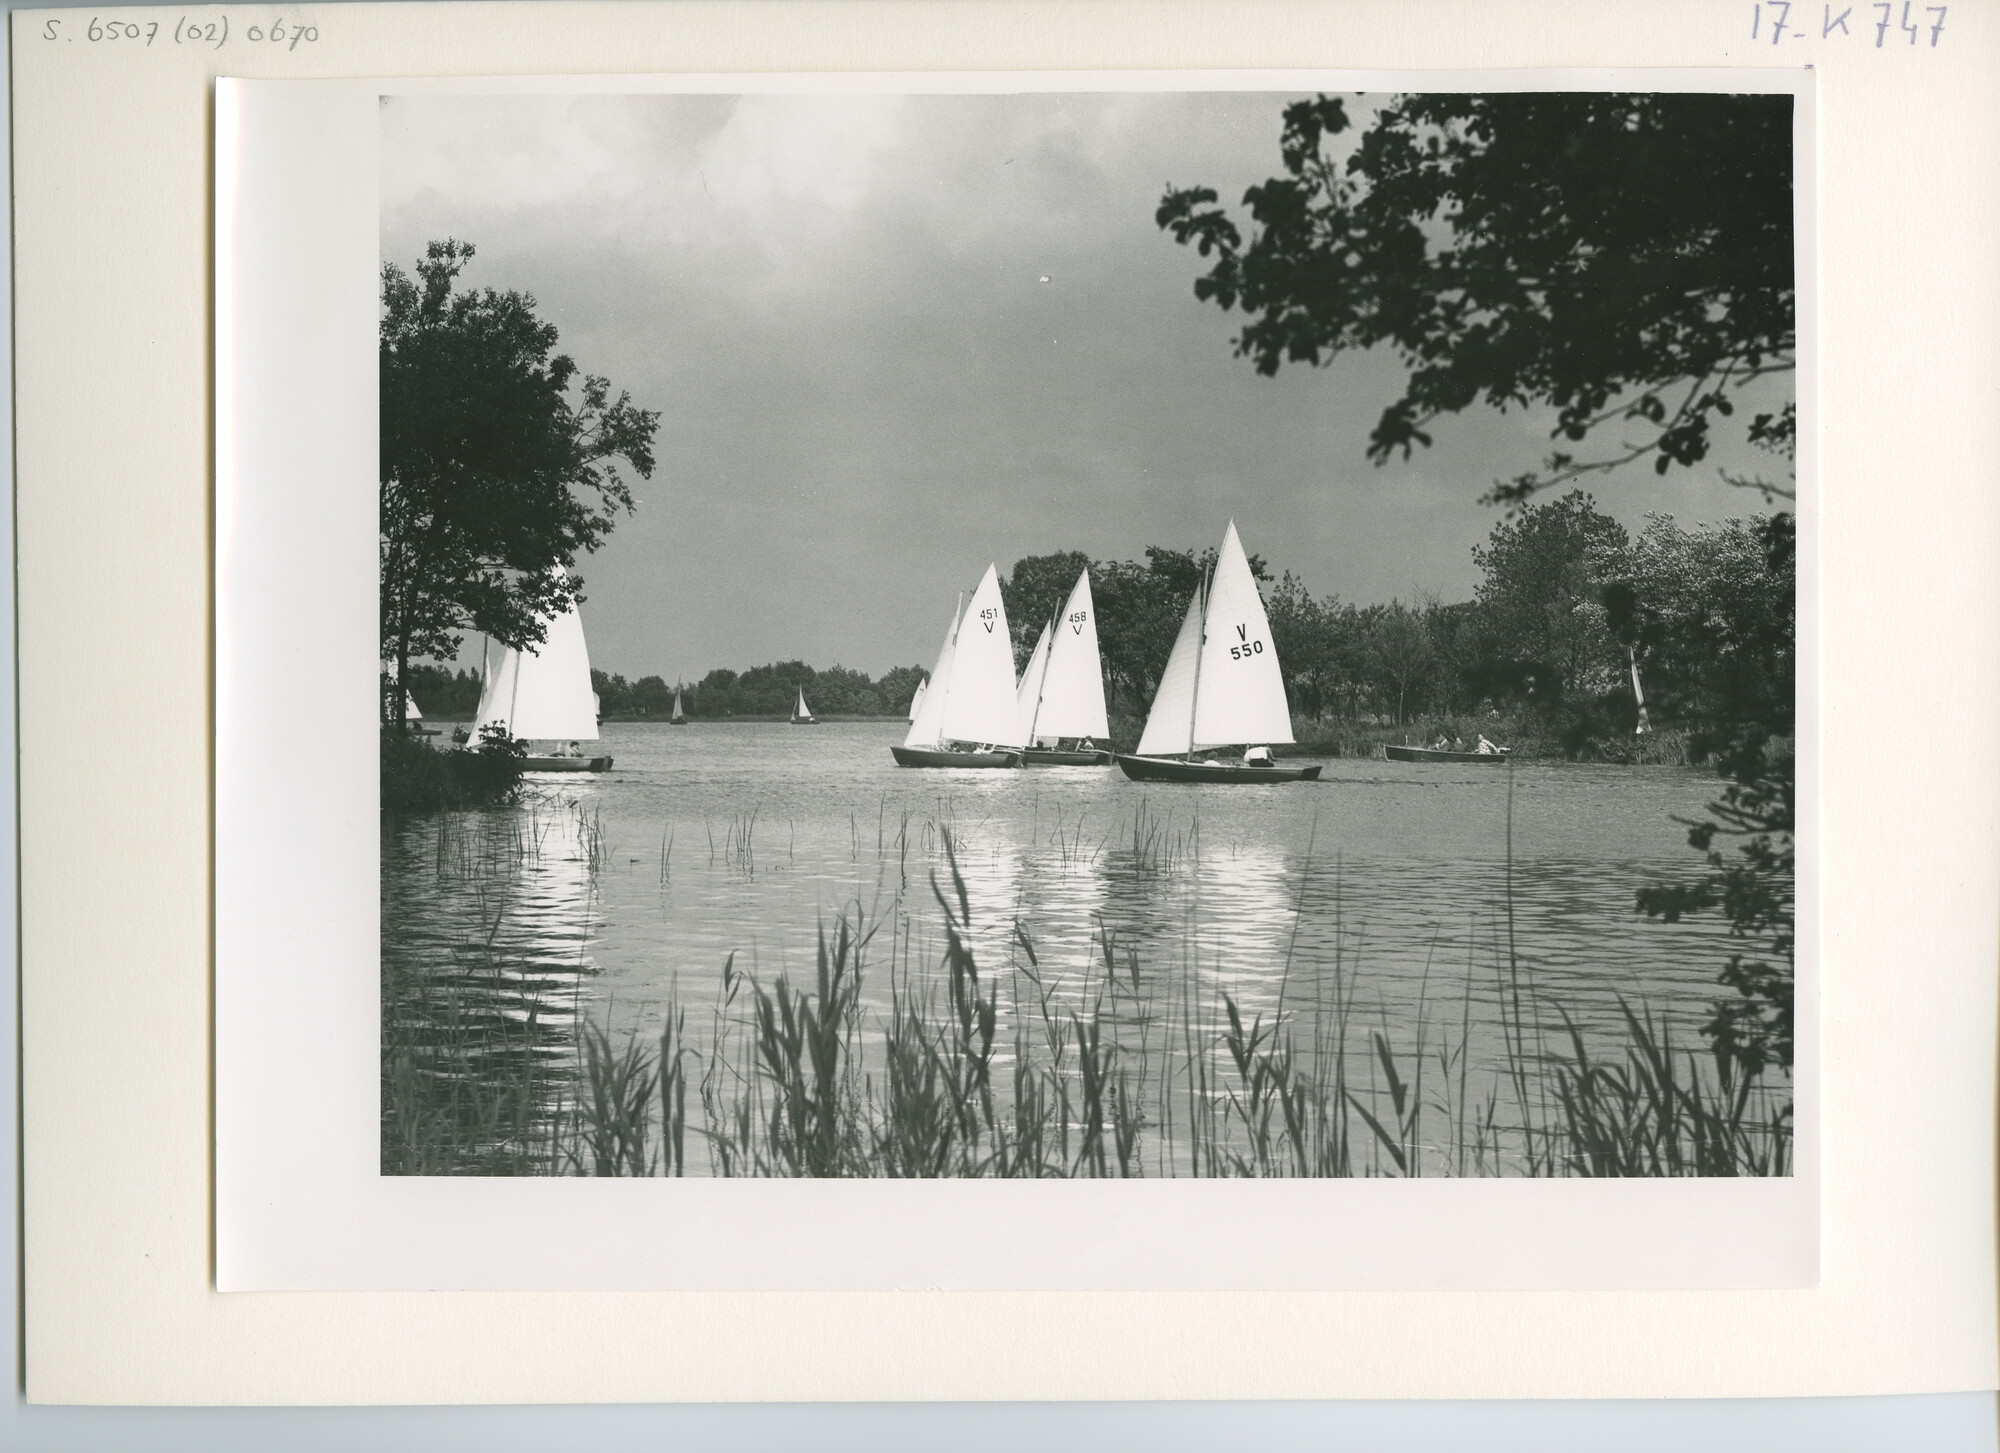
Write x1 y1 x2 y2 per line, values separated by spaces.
465 570 613 772
402 690 441 737
790 687 819 725
891 564 1025 768
1016 568 1112 766
669 682 688 726
1115 521 1321 784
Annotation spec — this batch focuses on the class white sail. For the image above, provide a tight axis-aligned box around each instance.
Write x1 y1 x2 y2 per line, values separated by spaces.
1014 619 1054 744
937 564 1025 749
906 676 928 722
904 597 962 749
1192 521 1294 749
470 573 601 743
403 690 422 721
469 636 516 746
671 685 685 720
1030 569 1111 742
1133 585 1206 758
794 687 813 720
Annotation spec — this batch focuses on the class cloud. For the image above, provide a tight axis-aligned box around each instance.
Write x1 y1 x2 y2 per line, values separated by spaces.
382 90 1791 680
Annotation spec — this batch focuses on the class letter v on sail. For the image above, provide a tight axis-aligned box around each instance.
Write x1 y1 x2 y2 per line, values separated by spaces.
891 564 1024 768
1118 521 1320 783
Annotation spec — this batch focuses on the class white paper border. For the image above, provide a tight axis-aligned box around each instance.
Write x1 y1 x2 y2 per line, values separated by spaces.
217 66 1816 1292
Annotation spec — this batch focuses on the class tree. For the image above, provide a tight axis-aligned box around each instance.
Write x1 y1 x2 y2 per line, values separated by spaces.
1266 573 1347 720
1472 491 1629 696
1362 601 1435 726
1000 551 1094 672
379 239 660 726
1606 513 1795 735
1157 93 1795 504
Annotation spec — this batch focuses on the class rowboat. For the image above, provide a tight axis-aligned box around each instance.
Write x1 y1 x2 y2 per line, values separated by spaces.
463 566 614 773
1383 745 1510 764
1114 521 1317 786
1016 568 1113 768
894 564 1025 769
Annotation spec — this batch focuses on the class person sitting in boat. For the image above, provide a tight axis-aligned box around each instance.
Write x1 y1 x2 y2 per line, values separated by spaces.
1451 736 1465 751
1078 737 1096 752
1243 745 1275 768
563 740 583 758
1475 734 1499 755
1433 733 1451 750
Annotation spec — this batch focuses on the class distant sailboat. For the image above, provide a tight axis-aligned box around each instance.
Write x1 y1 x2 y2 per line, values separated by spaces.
1116 522 1320 784
465 570 613 772
669 682 689 726
791 687 818 725
906 675 928 722
1017 568 1112 766
891 564 1024 768
402 690 441 737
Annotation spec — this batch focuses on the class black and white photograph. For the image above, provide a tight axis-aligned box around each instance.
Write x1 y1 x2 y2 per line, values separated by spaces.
376 84 1799 1181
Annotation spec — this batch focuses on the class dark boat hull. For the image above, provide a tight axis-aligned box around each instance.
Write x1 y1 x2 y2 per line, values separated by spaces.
891 745 1022 769
668 720 688 726
1114 754 1321 784
791 718 819 725
1022 748 1114 767
1383 745 1510 764
521 755 613 772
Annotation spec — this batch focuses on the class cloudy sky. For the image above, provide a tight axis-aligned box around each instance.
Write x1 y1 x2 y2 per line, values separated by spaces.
382 89 1790 682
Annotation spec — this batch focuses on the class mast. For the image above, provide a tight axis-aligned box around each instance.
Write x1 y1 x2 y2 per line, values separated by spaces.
507 634 523 738
1183 568 1210 763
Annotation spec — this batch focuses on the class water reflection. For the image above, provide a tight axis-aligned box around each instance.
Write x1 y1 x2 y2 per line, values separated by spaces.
383 722 1765 1175
381 802 602 1172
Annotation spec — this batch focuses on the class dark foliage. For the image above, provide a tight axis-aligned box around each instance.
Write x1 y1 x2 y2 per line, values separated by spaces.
403 664 483 719
380 728 524 814
380 239 659 723
1634 515 1796 1079
1157 92 1794 503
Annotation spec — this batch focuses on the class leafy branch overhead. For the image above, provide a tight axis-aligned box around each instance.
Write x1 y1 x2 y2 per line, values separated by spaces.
379 239 660 712
1157 93 1796 503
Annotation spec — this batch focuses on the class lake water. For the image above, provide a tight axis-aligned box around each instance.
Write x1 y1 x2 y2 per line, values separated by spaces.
383 720 1750 1174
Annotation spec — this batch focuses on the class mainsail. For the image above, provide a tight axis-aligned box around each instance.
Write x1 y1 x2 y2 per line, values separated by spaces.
670 685 686 722
904 597 962 749
935 565 1024 749
906 676 928 722
1132 522 1293 756
470 573 601 743
403 691 423 722
1022 568 1110 744
794 688 813 721
1192 521 1294 749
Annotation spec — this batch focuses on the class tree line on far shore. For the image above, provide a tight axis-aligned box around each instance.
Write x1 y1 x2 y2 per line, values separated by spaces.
407 490 1791 763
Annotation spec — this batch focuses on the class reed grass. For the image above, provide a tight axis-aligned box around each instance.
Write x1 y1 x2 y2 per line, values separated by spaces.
384 804 1792 1178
